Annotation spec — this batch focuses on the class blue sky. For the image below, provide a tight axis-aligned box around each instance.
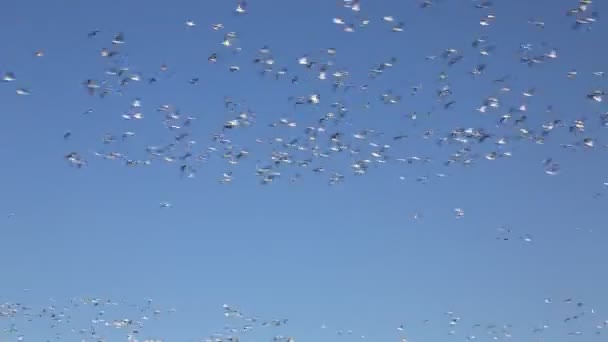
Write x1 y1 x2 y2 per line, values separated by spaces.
1 0 608 341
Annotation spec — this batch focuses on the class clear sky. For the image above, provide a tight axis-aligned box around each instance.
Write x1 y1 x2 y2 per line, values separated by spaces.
1 0 607 341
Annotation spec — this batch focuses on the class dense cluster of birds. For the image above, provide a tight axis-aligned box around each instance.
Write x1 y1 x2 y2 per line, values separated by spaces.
8 0 594 199
0 298 291 342
2 0 607 340
1 296 607 341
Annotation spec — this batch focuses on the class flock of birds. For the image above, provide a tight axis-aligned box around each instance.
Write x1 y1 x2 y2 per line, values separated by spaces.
1 296 607 341
2 0 607 340
34 0 601 202
1 298 295 342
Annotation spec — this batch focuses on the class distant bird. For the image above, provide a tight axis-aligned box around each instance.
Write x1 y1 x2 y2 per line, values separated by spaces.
87 29 100 38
